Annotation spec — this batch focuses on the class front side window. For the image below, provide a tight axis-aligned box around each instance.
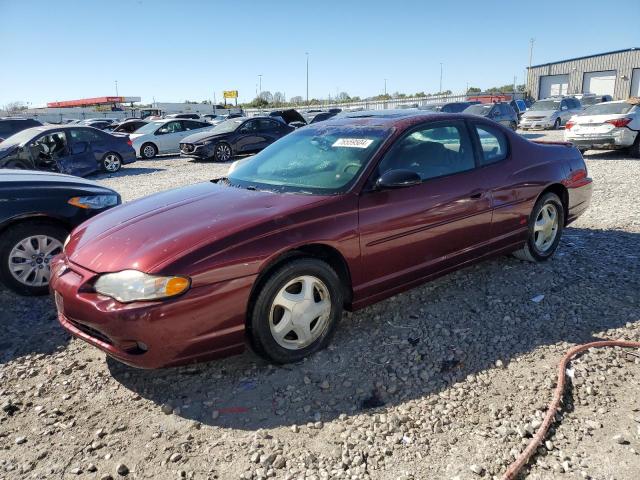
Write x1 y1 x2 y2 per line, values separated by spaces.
31 131 68 159
474 124 508 166
378 122 475 181
157 121 183 134
228 125 391 194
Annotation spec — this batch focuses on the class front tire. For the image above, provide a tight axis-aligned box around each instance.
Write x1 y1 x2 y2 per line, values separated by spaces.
101 152 122 173
249 258 344 364
552 118 562 130
513 192 564 262
213 142 232 162
0 222 67 295
140 142 157 159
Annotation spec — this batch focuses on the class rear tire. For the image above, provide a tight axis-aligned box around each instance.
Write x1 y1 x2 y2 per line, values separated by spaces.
0 222 67 296
249 258 344 364
513 192 564 262
101 152 122 173
140 142 157 159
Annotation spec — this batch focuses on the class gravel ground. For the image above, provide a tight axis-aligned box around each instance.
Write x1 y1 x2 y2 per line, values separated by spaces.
1 130 639 480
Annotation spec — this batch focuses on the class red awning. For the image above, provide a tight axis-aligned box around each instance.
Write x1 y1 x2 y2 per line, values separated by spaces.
47 97 125 108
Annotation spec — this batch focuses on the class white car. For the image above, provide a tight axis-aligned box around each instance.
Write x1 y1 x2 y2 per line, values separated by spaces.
564 100 640 157
129 119 214 159
520 97 583 130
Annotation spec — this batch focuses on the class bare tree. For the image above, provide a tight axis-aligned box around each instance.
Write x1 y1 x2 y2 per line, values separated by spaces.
3 101 27 113
290 96 304 105
272 92 285 105
337 92 350 102
259 91 273 103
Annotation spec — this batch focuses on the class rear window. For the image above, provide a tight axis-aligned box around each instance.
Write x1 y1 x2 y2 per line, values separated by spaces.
582 102 635 115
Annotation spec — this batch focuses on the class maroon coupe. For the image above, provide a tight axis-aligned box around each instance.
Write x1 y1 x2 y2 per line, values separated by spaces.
50 112 592 368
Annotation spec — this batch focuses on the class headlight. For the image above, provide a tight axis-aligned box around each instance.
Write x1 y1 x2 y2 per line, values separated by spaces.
68 194 119 210
94 270 190 303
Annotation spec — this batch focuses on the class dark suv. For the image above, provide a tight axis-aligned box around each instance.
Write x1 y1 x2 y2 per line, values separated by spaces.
463 102 519 130
0 118 43 142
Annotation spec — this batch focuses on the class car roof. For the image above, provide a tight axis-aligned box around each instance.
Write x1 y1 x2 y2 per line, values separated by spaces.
318 111 459 129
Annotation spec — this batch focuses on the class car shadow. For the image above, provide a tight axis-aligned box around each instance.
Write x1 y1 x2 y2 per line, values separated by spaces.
517 131 547 139
582 149 634 160
107 226 639 431
89 167 165 180
0 288 70 364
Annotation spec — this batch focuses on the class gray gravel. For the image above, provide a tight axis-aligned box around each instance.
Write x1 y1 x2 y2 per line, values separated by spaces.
1 130 639 479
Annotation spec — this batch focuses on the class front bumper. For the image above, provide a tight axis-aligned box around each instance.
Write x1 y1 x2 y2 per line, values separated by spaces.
179 143 215 159
50 255 254 368
520 118 554 129
565 129 637 150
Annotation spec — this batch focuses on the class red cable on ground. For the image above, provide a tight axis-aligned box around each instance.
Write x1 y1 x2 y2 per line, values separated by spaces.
502 340 640 480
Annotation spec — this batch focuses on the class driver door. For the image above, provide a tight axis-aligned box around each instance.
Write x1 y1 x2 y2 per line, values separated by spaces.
235 120 262 153
357 120 493 301
154 120 184 153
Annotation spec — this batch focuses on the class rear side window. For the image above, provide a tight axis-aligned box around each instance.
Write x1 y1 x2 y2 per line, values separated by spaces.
474 124 509 165
69 128 103 142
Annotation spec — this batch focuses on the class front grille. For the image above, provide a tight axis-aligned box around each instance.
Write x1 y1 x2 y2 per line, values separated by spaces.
68 319 113 345
180 144 195 153
525 116 545 120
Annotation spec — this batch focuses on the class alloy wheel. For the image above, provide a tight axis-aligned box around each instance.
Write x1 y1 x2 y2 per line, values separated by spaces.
103 154 121 172
533 204 559 252
8 235 63 287
143 145 156 158
269 275 332 350
216 144 231 161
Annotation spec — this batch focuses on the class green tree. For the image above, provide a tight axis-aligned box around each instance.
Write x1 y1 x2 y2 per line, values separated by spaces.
466 87 482 94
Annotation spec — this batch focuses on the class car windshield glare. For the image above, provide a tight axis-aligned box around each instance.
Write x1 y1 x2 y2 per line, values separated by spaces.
1 128 38 146
530 100 560 111
227 125 392 194
581 102 634 115
464 105 492 115
211 119 244 134
134 121 164 134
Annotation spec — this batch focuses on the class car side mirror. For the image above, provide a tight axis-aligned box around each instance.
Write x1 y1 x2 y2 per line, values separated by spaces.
71 141 89 154
561 105 568 111
375 169 422 190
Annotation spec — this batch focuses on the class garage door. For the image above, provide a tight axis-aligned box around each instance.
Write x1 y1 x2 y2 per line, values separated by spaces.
539 74 569 98
583 70 616 96
631 69 640 97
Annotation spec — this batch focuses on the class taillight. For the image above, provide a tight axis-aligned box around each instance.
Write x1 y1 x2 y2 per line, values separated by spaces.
605 117 632 128
565 120 575 130
127 139 133 146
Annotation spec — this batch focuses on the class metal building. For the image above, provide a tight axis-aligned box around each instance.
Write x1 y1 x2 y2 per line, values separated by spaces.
526 48 640 100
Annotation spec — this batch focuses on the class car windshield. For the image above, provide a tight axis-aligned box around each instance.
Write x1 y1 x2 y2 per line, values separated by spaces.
530 100 560 111
211 119 244 134
227 124 391 194
133 121 164 134
464 104 492 116
581 102 635 115
0 128 38 146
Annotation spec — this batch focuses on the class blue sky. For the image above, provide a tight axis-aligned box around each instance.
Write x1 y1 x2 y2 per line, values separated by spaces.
1 0 638 106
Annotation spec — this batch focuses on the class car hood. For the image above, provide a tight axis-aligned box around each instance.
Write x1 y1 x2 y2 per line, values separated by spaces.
181 130 228 144
271 109 307 125
523 110 557 118
65 181 325 274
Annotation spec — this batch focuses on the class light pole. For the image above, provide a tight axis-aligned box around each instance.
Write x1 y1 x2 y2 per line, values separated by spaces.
384 78 387 96
527 38 535 95
115 80 119 97
305 52 309 104
258 74 262 98
439 63 443 94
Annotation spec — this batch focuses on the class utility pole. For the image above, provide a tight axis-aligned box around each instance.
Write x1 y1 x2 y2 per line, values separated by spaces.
305 52 309 104
258 74 262 98
384 78 387 96
115 80 119 97
527 38 535 95
439 63 443 94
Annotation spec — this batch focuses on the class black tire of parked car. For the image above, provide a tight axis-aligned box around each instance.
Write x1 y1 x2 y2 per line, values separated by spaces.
213 142 232 162
248 258 344 364
553 118 562 130
0 221 67 296
513 192 565 263
629 134 640 158
101 152 123 173
140 142 158 159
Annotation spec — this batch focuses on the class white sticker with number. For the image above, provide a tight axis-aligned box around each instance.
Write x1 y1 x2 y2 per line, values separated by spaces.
332 138 374 149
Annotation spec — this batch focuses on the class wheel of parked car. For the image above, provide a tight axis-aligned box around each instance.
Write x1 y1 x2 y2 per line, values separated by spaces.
5 160 29 169
630 135 640 159
249 258 344 364
101 152 122 173
513 192 565 263
140 142 158 159
553 118 562 130
0 221 67 296
213 142 232 162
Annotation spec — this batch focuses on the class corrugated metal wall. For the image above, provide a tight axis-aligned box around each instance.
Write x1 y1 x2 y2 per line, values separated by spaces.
527 49 640 100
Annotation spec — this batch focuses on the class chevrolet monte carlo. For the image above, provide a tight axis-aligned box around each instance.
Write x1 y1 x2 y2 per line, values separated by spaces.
50 111 593 368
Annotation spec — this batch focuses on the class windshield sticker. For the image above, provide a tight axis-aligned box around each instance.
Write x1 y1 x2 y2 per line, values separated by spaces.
332 138 374 149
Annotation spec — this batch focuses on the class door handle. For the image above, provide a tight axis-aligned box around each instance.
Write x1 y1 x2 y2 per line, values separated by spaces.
469 190 485 199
